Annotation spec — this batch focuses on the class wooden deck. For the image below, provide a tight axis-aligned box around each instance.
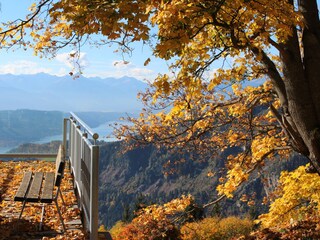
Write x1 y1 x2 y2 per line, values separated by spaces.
0 160 87 240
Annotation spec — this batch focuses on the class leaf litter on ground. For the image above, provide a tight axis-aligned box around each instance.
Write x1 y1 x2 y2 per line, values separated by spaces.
0 160 87 240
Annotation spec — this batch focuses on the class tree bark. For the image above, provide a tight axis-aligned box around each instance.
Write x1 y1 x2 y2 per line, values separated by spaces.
279 0 320 173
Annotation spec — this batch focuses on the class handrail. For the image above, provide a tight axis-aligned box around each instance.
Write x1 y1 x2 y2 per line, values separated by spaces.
69 112 99 141
0 153 57 158
64 113 99 240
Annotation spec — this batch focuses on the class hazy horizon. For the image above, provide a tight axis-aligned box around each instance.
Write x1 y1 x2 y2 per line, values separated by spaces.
0 72 147 112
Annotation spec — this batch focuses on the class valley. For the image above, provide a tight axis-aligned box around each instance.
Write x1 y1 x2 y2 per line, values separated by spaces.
0 109 309 231
0 109 128 151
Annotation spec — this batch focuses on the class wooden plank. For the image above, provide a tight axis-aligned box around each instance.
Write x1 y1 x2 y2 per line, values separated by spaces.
55 145 65 187
55 172 64 187
40 172 55 203
26 172 44 202
56 145 63 174
14 172 33 202
56 145 65 174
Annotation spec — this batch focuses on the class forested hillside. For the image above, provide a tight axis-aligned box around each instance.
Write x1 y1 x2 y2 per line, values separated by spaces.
0 109 64 147
75 112 129 128
3 137 310 232
98 141 308 228
7 140 61 154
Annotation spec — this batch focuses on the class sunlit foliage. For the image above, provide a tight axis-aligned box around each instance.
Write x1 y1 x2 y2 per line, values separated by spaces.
109 221 127 239
258 164 320 229
180 216 253 240
112 195 192 240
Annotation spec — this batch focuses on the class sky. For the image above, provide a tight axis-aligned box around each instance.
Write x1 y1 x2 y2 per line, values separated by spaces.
0 0 169 81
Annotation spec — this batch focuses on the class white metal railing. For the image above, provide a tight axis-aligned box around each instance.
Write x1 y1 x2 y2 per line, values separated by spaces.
63 112 99 240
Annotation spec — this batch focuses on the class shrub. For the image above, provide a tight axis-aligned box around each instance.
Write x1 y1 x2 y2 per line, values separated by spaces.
113 195 192 240
181 216 254 240
109 221 127 239
98 224 108 232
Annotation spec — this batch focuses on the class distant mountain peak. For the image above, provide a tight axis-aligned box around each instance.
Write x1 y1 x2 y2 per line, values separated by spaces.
0 73 147 112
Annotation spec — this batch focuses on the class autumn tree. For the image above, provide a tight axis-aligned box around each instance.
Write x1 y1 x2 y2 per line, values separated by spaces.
1 0 320 198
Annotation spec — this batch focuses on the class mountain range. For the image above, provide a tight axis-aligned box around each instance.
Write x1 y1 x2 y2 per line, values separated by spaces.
0 73 147 112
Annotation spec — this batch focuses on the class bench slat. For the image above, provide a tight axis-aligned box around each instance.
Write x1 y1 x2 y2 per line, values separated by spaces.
13 144 66 232
26 172 44 202
14 172 33 202
40 172 55 203
14 146 66 203
55 145 65 187
56 145 63 174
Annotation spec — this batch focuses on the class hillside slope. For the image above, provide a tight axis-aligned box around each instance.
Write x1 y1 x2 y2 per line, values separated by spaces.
98 141 308 228
0 109 64 147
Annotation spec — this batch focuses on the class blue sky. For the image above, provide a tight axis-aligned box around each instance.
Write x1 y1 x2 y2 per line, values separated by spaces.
0 0 168 81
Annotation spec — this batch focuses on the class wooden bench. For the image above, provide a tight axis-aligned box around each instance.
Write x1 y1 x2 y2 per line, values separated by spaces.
14 145 66 232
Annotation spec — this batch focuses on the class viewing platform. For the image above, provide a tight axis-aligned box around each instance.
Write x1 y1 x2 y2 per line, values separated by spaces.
0 160 85 239
0 113 105 239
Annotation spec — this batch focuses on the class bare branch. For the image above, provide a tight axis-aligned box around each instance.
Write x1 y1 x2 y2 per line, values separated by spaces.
0 0 51 36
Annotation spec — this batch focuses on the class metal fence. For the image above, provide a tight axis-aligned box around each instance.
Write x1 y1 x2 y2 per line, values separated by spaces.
63 112 99 240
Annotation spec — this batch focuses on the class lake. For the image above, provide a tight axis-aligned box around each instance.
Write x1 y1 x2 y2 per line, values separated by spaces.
0 121 124 153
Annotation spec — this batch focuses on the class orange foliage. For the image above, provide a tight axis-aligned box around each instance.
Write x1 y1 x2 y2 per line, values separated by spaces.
112 195 192 240
181 216 253 240
1 4 320 236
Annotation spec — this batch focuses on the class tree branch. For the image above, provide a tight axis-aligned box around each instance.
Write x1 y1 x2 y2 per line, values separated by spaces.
250 47 288 113
203 146 286 209
0 0 51 36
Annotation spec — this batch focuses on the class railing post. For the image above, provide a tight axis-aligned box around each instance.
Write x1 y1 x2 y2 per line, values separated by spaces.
90 145 99 240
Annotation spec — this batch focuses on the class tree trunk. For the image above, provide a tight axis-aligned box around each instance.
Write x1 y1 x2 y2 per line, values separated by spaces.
280 0 320 173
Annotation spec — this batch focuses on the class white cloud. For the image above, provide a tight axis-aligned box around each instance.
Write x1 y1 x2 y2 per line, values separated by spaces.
0 58 156 81
56 67 68 76
0 60 53 75
130 68 154 80
85 60 156 81
55 51 89 70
